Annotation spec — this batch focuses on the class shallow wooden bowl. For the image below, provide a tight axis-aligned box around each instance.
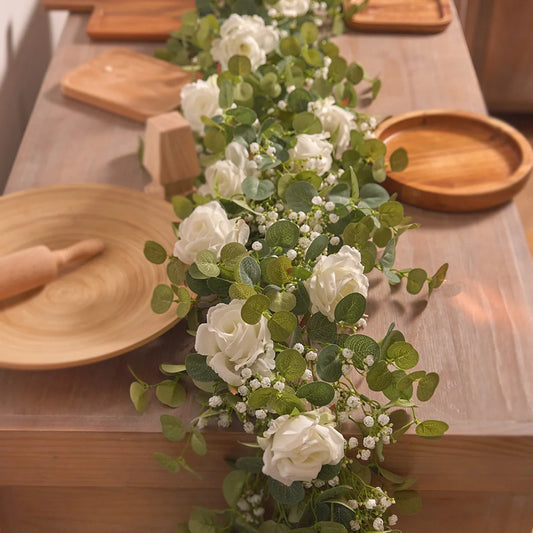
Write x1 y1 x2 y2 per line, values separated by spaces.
0 184 178 369
375 109 533 212
347 0 452 34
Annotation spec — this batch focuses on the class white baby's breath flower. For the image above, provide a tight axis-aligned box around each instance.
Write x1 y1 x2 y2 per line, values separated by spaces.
244 422 255 433
348 437 358 449
364 355 375 366
373 518 384 531
209 395 223 408
378 414 390 426
365 498 377 510
363 435 376 449
360 449 371 461
235 402 247 413
363 415 375 427
389 515 398 526
293 343 305 353
255 409 267 419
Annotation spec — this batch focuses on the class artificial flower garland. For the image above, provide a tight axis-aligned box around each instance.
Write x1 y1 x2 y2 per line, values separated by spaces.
134 0 449 531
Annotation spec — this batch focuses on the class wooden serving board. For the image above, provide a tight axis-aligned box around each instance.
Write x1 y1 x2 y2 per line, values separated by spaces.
42 0 119 12
61 49 191 122
0 184 179 369
375 109 533 212
87 0 195 41
347 0 452 34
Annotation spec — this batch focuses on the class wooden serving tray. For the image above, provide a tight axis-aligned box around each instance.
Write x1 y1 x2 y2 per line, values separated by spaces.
375 110 533 212
87 0 195 41
42 0 118 11
347 0 452 34
61 49 190 122
0 184 178 369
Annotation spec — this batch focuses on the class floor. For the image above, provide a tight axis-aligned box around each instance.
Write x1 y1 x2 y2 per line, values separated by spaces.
496 114 533 257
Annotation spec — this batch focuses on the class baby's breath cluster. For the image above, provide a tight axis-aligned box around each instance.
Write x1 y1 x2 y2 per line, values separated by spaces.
136 0 449 531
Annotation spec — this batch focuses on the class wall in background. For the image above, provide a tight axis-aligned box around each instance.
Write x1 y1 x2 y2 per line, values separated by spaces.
0 1 67 192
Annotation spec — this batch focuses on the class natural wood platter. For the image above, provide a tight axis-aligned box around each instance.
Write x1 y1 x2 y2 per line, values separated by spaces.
42 0 121 11
0 184 179 369
375 109 533 212
61 49 190 122
347 0 452 34
87 0 195 41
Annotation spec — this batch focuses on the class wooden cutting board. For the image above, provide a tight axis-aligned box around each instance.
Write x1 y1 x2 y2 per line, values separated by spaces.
87 0 195 41
347 0 452 34
42 0 118 11
61 49 191 122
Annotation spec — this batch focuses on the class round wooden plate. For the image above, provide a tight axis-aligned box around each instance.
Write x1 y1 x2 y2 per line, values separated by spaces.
0 184 179 369
375 110 533 212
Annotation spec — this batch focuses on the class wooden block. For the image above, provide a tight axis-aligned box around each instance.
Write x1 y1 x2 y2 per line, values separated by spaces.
87 0 196 41
143 111 200 189
61 49 190 123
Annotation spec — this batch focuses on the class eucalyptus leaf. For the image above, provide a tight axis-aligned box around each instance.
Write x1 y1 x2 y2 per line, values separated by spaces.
296 381 335 406
268 478 305 505
144 241 167 264
160 414 187 442
389 147 408 172
156 380 186 408
317 345 342 382
223 470 248 506
151 284 174 314
130 381 148 413
417 372 440 401
268 311 298 341
242 294 270 324
276 349 307 380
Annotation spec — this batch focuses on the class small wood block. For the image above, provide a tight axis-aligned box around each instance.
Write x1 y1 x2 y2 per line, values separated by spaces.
143 111 201 188
61 49 190 122
347 0 452 34
87 0 195 41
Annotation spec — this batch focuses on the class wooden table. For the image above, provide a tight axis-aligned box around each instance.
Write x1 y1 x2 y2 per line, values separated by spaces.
1 8 532 533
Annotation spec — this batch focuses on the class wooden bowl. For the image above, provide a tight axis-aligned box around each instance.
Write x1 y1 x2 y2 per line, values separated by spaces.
0 184 179 369
375 109 533 212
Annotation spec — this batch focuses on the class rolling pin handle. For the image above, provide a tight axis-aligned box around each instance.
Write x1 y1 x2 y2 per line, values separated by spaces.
53 239 105 269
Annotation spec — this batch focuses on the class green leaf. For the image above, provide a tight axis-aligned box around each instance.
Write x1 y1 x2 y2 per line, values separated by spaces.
292 281 310 315
191 428 208 455
359 183 389 208
167 259 185 285
371 77 382 99
259 521 290 533
151 284 174 314
305 234 329 262
317 345 342 382
228 54 252 76
204 128 226 153
248 387 278 409
242 294 270 324
328 57 347 83
276 349 307 380
268 311 298 342
394 490 422 514
300 21 319 44
407 268 427 295
156 380 186 408
334 292 366 324
226 106 257 125
196 249 220 278
159 363 186 375
265 289 296 312
342 222 369 247
221 242 247 264
379 201 404 227
316 486 353 503
280 35 301 56
130 381 148 413
417 372 440 402
316 501 354 527
415 419 449 438
296 381 335 406
229 282 257 300
160 414 187 442
267 478 305 505
373 227 392 248
344 334 381 368
372 155 387 183
364 138 386 159
242 176 275 201
238 256 262 286
185 353 219 382
346 62 364 84
144 241 167 264
154 452 181 473
307 313 336 343
389 147 408 172
286 181 318 213
189 507 217 533
219 78 234 108
379 239 396 269
236 456 264 473
266 256 292 286
387 341 419 369
223 469 247 506
171 196 194 219
428 263 449 294
265 220 300 248
366 360 393 391
293 112 323 134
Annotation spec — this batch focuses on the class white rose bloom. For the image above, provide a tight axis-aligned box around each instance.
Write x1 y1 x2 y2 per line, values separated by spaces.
304 245 368 321
195 300 274 386
289 133 333 175
258 408 345 485
180 75 221 135
271 0 310 17
173 201 249 265
211 14 279 70
308 97 357 157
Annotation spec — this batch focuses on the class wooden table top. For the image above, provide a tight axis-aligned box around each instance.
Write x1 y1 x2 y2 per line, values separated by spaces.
1 8 532 523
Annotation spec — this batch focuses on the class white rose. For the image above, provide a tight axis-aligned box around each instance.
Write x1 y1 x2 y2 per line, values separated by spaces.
258 408 345 485
304 245 368 321
195 299 274 386
308 97 357 156
211 14 279 70
173 201 249 265
180 75 221 134
289 133 333 175
271 0 310 17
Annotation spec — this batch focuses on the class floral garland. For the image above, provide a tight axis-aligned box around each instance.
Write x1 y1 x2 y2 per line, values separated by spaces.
133 0 449 531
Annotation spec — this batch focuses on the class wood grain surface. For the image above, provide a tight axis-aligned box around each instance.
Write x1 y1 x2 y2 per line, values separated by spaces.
347 0 452 34
2 8 533 533
375 109 533 211
42 0 122 11
61 49 190 122
0 184 179 369
87 0 195 41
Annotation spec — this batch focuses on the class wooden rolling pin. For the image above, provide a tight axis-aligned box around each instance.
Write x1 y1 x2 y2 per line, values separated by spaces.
0 239 105 300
